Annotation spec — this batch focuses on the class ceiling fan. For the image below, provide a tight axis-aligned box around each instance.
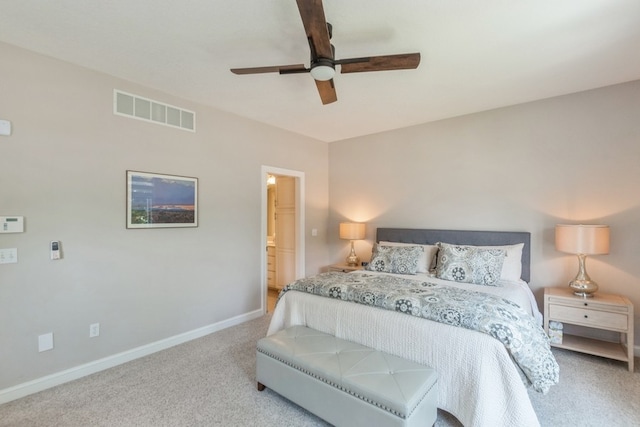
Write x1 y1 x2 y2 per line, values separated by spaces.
230 0 421 105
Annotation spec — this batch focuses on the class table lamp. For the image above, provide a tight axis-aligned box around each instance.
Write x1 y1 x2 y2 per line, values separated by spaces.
555 224 610 297
339 222 366 266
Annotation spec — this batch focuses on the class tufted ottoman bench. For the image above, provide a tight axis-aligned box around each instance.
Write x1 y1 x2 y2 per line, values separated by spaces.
256 325 438 427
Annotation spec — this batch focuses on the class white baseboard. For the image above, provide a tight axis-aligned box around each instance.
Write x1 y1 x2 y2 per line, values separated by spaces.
0 309 264 405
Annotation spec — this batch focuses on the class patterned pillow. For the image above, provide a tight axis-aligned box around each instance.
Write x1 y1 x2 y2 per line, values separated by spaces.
366 244 423 275
378 241 438 274
435 242 506 286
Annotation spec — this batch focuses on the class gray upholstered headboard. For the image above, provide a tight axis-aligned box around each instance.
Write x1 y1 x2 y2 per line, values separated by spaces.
376 228 531 282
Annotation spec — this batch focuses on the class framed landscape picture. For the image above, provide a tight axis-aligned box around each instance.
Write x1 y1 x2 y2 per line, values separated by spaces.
126 171 198 229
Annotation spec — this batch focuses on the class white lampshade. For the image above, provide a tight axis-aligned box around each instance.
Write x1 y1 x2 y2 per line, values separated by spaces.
339 222 365 240
555 224 610 255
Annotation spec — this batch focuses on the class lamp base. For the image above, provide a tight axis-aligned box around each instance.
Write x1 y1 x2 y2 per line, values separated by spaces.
569 253 598 297
569 279 598 298
346 254 360 267
345 240 360 267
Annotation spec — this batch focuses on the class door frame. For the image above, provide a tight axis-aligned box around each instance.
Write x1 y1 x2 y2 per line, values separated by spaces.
261 165 305 313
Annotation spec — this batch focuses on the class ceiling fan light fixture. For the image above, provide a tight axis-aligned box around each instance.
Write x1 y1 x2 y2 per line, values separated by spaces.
310 62 335 81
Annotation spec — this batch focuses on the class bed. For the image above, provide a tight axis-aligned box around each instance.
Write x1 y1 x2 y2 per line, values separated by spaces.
268 228 558 427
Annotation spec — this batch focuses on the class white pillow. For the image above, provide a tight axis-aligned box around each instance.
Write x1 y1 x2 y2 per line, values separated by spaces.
379 241 438 274
476 243 524 281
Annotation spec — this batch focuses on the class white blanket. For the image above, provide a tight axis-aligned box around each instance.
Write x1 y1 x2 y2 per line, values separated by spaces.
268 273 542 427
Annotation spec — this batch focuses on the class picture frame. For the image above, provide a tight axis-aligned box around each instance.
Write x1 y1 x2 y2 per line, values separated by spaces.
126 170 198 229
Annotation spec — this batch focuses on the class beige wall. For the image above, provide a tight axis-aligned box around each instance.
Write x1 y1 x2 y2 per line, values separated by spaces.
329 80 640 345
0 42 330 391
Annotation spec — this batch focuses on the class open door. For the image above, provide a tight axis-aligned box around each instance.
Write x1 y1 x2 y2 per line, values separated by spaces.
262 167 305 313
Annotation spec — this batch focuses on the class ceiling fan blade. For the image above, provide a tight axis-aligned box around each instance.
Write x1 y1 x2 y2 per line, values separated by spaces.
296 0 333 59
315 79 337 104
231 64 307 75
279 67 311 75
338 53 421 73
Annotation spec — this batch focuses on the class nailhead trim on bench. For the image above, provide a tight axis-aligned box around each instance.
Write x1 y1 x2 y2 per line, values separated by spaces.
257 347 436 419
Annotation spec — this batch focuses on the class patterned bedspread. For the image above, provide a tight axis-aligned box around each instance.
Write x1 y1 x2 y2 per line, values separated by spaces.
281 271 559 394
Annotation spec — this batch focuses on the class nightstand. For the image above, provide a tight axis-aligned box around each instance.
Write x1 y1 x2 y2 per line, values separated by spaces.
328 263 363 273
544 287 634 372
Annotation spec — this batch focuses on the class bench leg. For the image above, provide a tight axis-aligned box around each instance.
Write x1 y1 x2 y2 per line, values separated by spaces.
257 382 266 391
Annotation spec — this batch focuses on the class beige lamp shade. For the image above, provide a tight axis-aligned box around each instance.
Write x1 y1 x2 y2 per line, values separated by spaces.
339 222 366 240
555 224 610 255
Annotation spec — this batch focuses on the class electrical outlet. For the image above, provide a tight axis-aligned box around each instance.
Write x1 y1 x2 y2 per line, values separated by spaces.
38 333 54 352
89 323 100 338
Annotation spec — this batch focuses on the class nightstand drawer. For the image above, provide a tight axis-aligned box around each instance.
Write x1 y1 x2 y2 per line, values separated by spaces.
548 296 629 313
548 304 628 330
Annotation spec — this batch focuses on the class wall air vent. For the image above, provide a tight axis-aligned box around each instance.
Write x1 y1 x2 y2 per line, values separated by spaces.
114 90 196 132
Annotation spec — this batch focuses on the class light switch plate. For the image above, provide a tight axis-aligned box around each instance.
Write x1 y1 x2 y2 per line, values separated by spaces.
0 119 11 136
0 248 18 264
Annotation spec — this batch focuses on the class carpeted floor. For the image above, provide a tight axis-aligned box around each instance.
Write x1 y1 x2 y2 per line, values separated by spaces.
0 315 638 427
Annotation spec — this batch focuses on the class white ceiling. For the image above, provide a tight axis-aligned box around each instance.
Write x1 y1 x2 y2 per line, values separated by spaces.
2 0 640 142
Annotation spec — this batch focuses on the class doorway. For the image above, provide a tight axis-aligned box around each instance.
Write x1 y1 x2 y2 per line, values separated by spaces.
261 166 305 313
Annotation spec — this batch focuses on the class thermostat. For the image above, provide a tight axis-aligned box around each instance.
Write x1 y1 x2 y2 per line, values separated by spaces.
1 216 24 233
50 240 61 260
